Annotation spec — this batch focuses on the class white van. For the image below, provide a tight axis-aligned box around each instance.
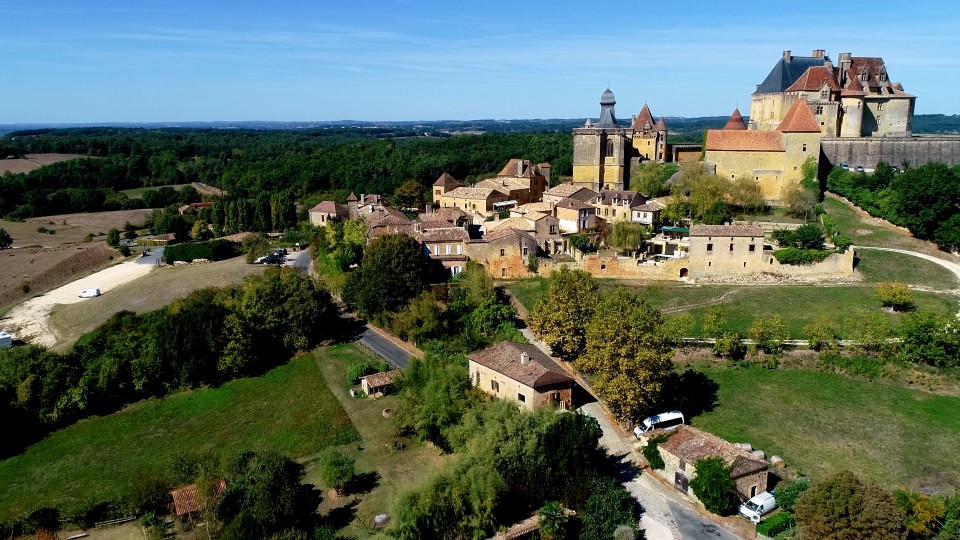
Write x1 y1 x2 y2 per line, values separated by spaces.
0 331 12 349
78 288 101 298
633 410 685 438
739 491 776 522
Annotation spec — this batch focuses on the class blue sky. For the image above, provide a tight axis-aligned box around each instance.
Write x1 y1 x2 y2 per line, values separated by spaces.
2 1 959 123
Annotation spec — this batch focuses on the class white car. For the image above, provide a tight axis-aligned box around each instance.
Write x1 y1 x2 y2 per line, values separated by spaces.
78 288 101 298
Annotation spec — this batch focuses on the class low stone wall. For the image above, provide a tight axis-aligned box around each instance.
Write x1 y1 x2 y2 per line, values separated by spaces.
769 246 855 277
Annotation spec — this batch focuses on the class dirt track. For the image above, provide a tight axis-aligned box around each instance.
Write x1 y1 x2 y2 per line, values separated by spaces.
1 249 163 347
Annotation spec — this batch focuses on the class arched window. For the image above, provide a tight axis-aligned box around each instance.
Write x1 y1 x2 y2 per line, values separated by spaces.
605 139 614 157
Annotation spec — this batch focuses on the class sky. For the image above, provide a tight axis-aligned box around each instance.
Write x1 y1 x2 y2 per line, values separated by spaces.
2 1 960 123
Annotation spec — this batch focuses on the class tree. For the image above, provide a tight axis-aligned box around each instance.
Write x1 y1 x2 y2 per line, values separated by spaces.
579 290 674 422
898 311 960 367
689 457 735 515
895 490 946 539
660 196 691 225
316 448 356 495
190 219 212 241
794 471 904 540
578 477 637 540
784 184 817 219
793 223 826 250
341 233 431 319
844 311 894 357
748 315 788 355
538 501 567 540
731 176 765 213
607 222 648 255
393 179 425 210
774 477 809 512
804 317 839 353
878 281 915 312
0 227 10 249
106 227 121 247
528 267 597 361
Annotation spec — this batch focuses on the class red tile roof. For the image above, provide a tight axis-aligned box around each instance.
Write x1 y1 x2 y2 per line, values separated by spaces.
655 116 667 131
498 159 538 179
776 100 821 133
360 369 402 389
654 426 767 478
723 108 747 130
433 172 462 188
469 341 573 388
632 103 656 130
705 130 784 152
347 192 358 202
171 480 227 516
785 66 840 92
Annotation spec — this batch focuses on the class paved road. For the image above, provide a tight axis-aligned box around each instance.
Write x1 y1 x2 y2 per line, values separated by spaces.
668 501 740 540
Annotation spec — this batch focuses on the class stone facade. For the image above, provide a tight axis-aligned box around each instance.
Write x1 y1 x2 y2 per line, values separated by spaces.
468 341 574 411
687 224 769 276
820 136 960 169
437 186 510 217
464 228 539 279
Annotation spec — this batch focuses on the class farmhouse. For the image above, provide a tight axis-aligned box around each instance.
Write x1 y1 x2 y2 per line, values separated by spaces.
468 341 573 411
465 228 539 279
640 425 769 504
687 223 770 276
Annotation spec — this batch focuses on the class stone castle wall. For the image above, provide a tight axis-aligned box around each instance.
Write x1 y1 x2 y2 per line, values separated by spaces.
820 136 960 169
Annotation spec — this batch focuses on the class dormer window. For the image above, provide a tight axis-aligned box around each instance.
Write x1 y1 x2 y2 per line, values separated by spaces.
879 70 887 82
820 88 829 100
860 70 869 82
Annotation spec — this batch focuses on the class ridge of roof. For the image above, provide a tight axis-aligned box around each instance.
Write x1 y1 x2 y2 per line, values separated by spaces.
777 99 821 133
433 172 462 187
632 103 656 130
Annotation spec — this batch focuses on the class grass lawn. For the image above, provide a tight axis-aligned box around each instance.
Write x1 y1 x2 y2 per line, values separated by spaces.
119 184 191 199
691 363 960 493
0 353 359 519
308 344 450 539
856 249 959 289
509 279 957 338
49 256 265 350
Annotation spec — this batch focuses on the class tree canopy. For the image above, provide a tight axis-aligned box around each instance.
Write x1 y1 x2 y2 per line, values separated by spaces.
527 267 597 362
341 233 433 320
794 471 904 540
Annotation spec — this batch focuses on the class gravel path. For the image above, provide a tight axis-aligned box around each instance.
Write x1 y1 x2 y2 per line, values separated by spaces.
2 249 163 347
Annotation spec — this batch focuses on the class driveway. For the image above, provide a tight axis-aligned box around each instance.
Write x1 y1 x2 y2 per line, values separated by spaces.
855 246 960 283
2 248 164 347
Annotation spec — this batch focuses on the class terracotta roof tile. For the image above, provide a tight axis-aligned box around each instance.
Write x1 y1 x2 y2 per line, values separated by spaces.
486 217 535 233
776 100 821 133
723 108 747 130
705 130 784 152
444 186 502 200
309 201 346 214
498 158 537 179
516 201 554 214
347 192 358 202
171 480 227 516
785 66 840 92
655 116 667 131
359 369 401 388
631 103 656 130
469 341 573 388
690 224 764 237
433 172 462 188
420 227 468 243
654 426 767 478
483 227 538 243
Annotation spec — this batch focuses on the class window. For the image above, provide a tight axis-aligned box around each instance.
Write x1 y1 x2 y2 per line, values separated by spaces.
820 89 829 100
445 244 451 255
433 245 440 255
878 102 884 111
749 244 756 252
500 248 505 256
706 243 713 252
802 143 807 152
729 244 734 252
549 225 556 234
708 261 712 267
612 209 617 217
491 380 500 392
522 246 528 256
743 262 747 267
770 258 774 264
501 267 506 277
605 139 614 157
456 244 462 255
517 393 526 403
595 208 600 215
815 105 823 115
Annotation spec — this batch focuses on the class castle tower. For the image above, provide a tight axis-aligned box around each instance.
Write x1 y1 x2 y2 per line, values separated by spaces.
572 89 632 191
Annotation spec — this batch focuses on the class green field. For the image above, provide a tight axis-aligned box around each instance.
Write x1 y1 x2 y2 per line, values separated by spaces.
0 353 359 518
119 183 191 199
855 249 959 289
508 279 958 338
691 364 960 493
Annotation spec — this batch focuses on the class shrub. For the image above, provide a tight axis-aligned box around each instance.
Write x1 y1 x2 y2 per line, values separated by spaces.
118 245 131 257
773 248 832 265
714 332 745 359
106 228 121 247
832 234 852 252
642 435 667 470
804 318 838 353
748 315 788 355
877 281 914 312
774 477 809 512
0 227 11 248
756 511 795 536
20 281 30 294
345 359 389 388
163 239 240 264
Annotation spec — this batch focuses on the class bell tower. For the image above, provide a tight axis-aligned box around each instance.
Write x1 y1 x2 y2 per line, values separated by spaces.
572 88 631 191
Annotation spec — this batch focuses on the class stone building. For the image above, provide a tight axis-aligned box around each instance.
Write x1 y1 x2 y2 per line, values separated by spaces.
468 341 574 411
541 183 598 205
496 158 551 202
308 201 349 226
592 189 647 224
639 425 769 504
437 186 510 217
705 101 822 201
465 228 539 279
432 172 463 205
554 197 598 234
749 49 915 138
687 224 770 276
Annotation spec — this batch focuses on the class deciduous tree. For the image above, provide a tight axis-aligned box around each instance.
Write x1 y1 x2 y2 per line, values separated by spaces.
794 471 904 540
528 267 597 361
689 457 735 515
0 227 11 249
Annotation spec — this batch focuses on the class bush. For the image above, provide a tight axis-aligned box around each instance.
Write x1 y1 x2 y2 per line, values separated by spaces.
163 239 240 264
832 234 852 252
774 478 809 512
748 315 788 355
642 435 667 470
345 359 389 388
877 281 914 312
756 511 795 536
118 245 131 257
773 248 832 265
689 457 736 515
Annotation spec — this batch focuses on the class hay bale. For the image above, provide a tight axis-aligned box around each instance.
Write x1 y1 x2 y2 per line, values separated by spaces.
736 443 753 451
751 449 766 460
770 455 785 468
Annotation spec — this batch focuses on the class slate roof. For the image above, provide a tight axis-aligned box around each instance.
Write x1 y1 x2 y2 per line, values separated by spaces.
595 189 646 208
755 54 830 94
723 108 747 130
705 130 784 152
596 89 618 128
690 224 764 237
653 425 767 478
776 100 821 133
469 341 573 389
171 480 227 516
433 172 462 188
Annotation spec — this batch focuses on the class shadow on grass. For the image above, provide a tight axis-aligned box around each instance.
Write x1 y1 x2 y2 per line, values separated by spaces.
323 499 359 532
660 369 719 419
348 471 380 496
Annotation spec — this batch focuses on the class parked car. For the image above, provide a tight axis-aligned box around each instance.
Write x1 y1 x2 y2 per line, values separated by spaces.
855 165 865 173
739 491 777 523
273 248 288 256
260 254 285 265
633 410 685 438
0 331 12 349
839 162 850 170
78 288 101 298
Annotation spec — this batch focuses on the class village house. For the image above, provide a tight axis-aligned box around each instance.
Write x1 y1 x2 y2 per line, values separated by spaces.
686 223 771 276
419 225 469 276
363 205 415 239
483 212 562 255
639 425 769 504
632 197 666 227
541 183 598 205
593 189 646 224
437 186 510 218
496 158 551 202
465 227 539 278
475 176 535 205
308 200 350 226
554 197 598 234
432 172 463 205
468 341 574 411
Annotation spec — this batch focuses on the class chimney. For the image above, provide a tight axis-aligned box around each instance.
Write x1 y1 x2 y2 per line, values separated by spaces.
539 163 551 185
360 193 366 204
812 49 825 58
783 50 792 62
520 352 529 365
517 159 523 176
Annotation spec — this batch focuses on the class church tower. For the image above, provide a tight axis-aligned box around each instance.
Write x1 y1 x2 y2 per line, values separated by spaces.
572 89 632 191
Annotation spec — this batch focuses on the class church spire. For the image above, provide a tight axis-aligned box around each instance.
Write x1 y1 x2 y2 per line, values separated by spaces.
596 88 618 128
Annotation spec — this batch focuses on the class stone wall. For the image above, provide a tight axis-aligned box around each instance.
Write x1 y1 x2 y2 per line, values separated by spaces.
469 360 536 411
820 136 960 169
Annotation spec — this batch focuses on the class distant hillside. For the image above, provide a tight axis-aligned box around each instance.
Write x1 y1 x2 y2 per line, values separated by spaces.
912 114 960 134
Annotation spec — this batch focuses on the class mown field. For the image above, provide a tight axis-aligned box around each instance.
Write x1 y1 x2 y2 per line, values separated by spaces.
0 352 359 518
119 183 191 199
49 256 265 350
508 274 958 339
691 363 960 493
